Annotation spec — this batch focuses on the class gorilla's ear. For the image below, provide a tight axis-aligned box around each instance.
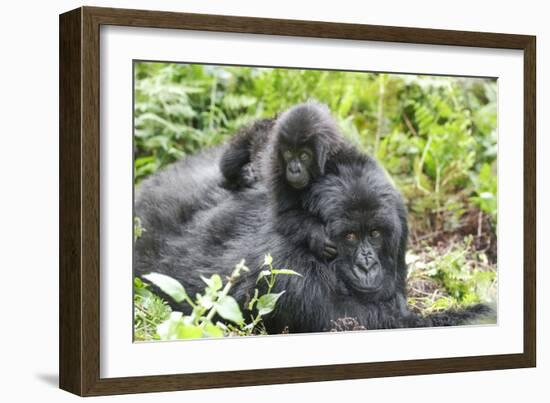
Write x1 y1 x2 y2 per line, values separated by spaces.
315 142 329 175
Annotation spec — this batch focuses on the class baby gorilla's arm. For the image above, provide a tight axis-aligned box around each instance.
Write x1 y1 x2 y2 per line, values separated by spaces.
219 133 254 190
275 210 337 260
240 162 259 188
219 118 275 190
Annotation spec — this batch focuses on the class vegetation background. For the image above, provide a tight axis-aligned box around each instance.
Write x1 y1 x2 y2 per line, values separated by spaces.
133 62 498 341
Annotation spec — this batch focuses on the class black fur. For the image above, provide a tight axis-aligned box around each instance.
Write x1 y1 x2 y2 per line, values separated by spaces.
219 102 346 260
219 118 276 190
266 102 346 260
135 136 493 333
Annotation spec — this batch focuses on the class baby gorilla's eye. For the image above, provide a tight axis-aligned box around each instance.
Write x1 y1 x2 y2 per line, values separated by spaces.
299 152 310 161
369 229 381 238
344 233 358 242
282 150 293 160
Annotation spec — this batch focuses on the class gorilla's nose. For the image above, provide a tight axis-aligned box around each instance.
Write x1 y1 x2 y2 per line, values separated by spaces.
357 260 377 273
288 164 301 174
361 250 374 264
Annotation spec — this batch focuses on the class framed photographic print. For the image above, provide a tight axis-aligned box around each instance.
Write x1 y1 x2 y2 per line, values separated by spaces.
59 6 536 396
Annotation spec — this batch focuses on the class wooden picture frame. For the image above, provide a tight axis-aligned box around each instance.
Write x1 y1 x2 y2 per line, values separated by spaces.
59 6 536 396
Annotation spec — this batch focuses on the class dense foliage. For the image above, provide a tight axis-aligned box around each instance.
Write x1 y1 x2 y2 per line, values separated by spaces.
133 62 497 340
135 255 300 341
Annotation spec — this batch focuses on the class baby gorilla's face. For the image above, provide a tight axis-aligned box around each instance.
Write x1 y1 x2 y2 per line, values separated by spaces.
281 146 314 189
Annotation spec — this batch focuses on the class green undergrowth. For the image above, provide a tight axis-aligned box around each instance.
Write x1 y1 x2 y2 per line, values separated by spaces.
134 255 300 341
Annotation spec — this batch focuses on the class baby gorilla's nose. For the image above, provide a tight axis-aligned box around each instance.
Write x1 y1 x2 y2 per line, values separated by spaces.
288 162 301 174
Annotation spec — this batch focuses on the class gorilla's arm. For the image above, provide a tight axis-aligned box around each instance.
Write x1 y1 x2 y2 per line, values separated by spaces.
273 209 337 260
219 118 275 189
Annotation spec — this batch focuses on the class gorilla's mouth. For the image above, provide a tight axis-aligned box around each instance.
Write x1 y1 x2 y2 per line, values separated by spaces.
288 176 309 189
286 169 310 190
349 262 384 293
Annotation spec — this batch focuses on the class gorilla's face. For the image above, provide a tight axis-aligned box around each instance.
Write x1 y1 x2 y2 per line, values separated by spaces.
280 146 314 189
273 101 342 191
327 201 404 301
338 228 385 293
307 161 408 301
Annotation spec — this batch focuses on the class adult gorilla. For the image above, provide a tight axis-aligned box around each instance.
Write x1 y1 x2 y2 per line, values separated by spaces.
135 142 491 333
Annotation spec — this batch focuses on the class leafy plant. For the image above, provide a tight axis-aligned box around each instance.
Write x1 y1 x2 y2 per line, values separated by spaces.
133 216 145 242
407 236 497 314
470 162 497 226
139 255 301 340
133 277 171 341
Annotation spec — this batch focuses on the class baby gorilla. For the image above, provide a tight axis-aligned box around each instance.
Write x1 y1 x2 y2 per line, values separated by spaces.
271 103 336 190
220 101 345 260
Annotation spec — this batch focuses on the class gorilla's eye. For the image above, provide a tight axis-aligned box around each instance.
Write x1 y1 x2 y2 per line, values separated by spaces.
369 229 381 238
344 233 358 242
282 150 293 161
299 152 310 162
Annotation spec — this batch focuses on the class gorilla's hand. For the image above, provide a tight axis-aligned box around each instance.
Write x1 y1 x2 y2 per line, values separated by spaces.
240 163 258 188
323 238 338 260
308 226 337 260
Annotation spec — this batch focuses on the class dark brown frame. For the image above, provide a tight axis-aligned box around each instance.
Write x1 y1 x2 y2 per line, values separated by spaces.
59 6 536 396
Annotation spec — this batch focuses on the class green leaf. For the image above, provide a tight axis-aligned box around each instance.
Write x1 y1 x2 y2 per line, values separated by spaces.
134 283 153 299
144 135 170 150
156 312 183 340
143 273 187 303
222 94 257 110
215 296 244 324
177 324 203 339
257 291 285 316
256 270 272 283
200 274 223 292
203 322 224 338
478 192 494 200
270 269 302 277
196 293 214 310
134 277 145 289
133 217 145 241
156 313 204 340
263 254 273 266
431 297 454 311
